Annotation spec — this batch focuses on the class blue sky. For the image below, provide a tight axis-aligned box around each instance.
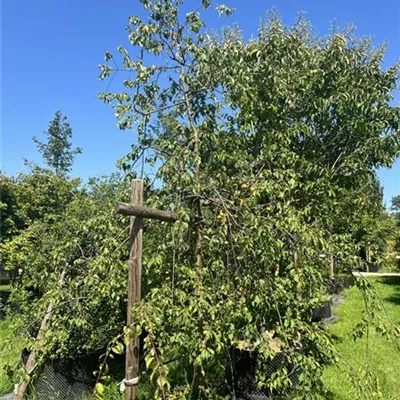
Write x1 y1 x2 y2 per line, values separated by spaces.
1 0 399 205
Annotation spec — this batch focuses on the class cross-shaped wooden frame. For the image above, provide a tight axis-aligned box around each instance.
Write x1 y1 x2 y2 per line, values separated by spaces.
115 179 178 400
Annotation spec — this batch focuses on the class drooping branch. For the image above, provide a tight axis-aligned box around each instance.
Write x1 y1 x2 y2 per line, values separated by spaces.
181 68 204 271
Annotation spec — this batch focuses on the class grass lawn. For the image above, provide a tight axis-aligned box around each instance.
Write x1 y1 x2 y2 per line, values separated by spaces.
323 276 400 400
0 284 11 292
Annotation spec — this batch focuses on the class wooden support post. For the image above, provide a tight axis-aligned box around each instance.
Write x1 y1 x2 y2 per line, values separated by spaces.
115 180 178 400
329 255 335 279
115 203 179 222
366 247 371 272
125 180 143 400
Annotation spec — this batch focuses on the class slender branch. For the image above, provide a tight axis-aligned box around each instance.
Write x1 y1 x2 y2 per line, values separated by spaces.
180 67 204 273
19 296 88 338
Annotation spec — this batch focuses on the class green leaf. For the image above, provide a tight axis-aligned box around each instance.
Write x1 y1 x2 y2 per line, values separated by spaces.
95 382 105 395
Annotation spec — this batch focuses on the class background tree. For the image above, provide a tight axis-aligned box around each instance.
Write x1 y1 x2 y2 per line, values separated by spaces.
391 195 400 221
391 195 400 267
340 177 395 265
11 166 80 225
33 111 82 175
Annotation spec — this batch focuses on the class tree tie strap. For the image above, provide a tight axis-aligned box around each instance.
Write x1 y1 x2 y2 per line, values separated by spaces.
119 377 139 392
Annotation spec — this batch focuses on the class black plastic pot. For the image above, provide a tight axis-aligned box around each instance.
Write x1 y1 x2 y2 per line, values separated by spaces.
312 301 332 322
338 276 354 290
0 264 10 282
325 278 339 295
368 264 380 273
327 276 355 294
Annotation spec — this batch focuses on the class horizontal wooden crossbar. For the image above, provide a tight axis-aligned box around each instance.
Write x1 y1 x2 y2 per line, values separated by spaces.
115 202 179 223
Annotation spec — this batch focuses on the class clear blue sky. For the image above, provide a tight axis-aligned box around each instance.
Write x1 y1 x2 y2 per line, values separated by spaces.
1 0 399 206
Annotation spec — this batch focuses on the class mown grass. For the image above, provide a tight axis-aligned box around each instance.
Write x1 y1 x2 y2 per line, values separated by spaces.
323 276 400 400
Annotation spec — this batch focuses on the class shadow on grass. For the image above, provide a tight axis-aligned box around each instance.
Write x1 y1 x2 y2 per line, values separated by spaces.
323 390 345 400
377 277 400 286
329 333 345 345
383 295 400 305
376 277 400 307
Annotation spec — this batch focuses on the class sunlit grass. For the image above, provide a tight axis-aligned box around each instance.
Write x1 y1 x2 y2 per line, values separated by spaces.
323 276 400 400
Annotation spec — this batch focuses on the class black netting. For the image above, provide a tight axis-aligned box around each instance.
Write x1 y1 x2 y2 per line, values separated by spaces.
224 348 301 399
25 352 126 400
27 354 100 400
21 347 302 399
325 276 354 295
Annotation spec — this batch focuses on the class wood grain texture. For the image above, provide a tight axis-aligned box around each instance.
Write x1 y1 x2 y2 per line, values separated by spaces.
115 202 179 222
125 180 143 400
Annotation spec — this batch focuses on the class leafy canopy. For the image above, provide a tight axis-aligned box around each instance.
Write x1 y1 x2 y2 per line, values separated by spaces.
97 0 400 398
1 1 399 399
392 195 400 220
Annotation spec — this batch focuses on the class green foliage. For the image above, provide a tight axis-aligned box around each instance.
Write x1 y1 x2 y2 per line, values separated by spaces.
0 174 25 243
97 0 400 398
33 111 82 175
13 166 80 225
0 167 82 309
391 196 400 250
1 1 398 398
0 317 24 395
389 196 400 267
0 167 80 277
391 195 400 219
349 178 397 264
0 173 133 390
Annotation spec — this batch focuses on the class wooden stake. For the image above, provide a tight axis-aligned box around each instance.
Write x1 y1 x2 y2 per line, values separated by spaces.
329 255 335 279
125 180 143 400
115 202 179 222
366 246 371 272
115 180 178 399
